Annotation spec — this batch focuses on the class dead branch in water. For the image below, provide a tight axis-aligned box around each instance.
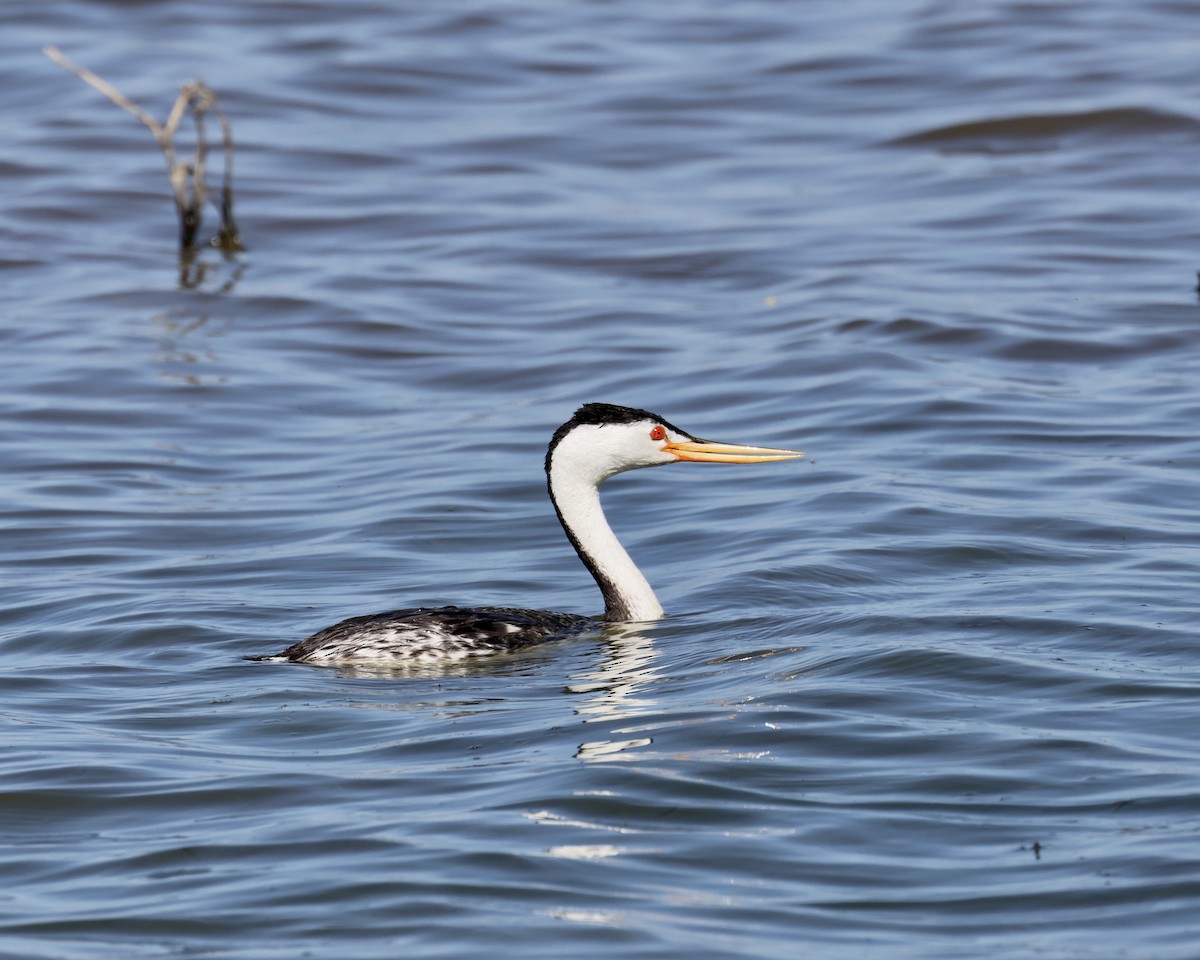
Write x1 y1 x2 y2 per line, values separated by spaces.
43 45 243 258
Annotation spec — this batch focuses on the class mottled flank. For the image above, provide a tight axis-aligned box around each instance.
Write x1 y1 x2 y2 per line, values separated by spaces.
256 606 596 664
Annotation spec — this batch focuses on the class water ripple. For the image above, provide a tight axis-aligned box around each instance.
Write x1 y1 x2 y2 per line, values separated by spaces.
2 0 1200 958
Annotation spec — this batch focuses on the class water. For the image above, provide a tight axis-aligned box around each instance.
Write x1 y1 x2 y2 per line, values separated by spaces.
2 0 1199 956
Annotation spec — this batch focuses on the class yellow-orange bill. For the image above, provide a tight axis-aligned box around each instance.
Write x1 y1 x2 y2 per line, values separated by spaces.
663 439 804 463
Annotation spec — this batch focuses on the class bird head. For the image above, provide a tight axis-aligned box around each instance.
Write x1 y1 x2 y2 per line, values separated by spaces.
546 403 803 486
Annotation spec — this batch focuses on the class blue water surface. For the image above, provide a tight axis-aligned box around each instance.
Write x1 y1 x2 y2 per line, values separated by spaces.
1 1 1198 957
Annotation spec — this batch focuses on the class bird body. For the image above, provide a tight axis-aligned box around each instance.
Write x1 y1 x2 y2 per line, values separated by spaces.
256 403 801 665
265 605 593 664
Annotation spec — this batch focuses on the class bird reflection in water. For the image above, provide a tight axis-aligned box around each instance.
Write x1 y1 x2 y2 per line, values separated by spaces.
570 622 661 762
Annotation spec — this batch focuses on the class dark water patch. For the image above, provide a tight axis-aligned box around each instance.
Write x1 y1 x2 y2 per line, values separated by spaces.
891 106 1200 154
997 332 1194 363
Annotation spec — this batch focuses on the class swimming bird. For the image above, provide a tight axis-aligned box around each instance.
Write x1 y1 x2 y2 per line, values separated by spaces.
256 403 802 664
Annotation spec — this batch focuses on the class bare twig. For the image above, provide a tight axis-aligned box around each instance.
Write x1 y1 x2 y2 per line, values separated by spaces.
208 95 242 253
43 45 163 134
43 45 243 256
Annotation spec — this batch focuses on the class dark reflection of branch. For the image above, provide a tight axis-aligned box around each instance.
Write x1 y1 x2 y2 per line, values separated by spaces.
179 253 247 292
43 45 244 259
149 310 229 387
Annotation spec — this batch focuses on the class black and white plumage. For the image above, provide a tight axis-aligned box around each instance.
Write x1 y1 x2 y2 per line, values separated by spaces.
255 403 802 665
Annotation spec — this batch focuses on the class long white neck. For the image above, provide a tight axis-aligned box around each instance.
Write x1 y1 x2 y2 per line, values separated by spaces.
547 444 665 623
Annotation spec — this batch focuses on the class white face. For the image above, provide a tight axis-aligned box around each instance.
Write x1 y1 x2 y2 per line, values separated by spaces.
548 411 802 489
551 419 688 485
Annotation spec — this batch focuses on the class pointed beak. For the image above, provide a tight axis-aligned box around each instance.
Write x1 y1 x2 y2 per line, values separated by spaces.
662 439 805 464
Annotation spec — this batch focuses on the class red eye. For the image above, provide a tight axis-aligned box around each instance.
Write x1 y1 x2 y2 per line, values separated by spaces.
650 425 666 441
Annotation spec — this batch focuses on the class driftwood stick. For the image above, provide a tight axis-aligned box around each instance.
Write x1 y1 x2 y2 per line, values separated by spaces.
183 85 209 249
43 45 243 255
209 95 242 252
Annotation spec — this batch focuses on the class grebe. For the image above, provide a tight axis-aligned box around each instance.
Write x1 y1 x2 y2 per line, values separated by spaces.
256 403 802 664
